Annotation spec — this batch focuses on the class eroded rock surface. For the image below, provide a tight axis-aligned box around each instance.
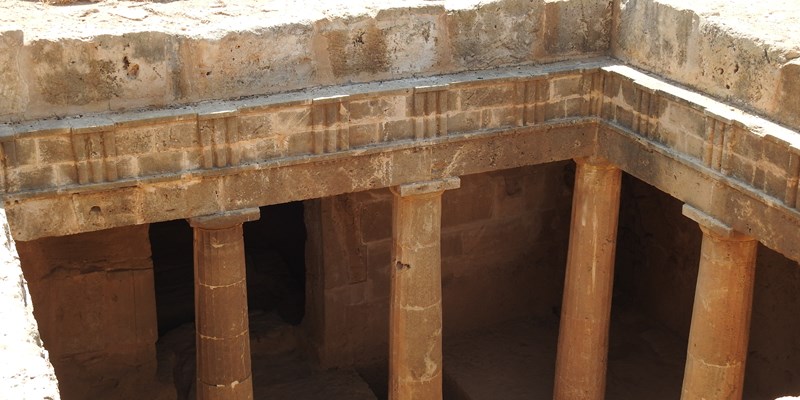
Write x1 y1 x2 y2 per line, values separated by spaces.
0 207 60 400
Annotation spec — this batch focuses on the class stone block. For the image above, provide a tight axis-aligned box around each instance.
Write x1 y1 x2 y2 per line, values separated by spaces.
481 106 520 130
761 169 787 201
238 112 273 141
447 0 543 69
380 119 414 142
0 31 26 119
177 27 316 102
239 137 280 164
729 128 764 161
13 137 38 167
67 187 143 231
37 136 74 164
460 84 518 110
116 125 157 155
287 131 314 156
319 19 391 81
153 120 199 151
137 150 186 176
542 0 611 57
614 104 634 130
52 163 79 187
349 123 379 148
682 133 705 162
564 97 586 118
20 33 175 119
550 75 584 99
273 107 312 133
14 166 56 191
442 174 493 227
141 178 220 223
544 101 565 122
374 7 444 76
776 60 800 129
448 110 482 133
359 199 392 243
115 155 138 179
349 94 410 122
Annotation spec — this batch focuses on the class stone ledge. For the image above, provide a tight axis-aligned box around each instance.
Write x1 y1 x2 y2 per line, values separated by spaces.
3 58 800 270
0 0 612 122
614 0 800 131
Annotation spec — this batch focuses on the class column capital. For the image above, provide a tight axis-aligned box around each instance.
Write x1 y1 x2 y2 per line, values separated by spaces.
573 156 618 170
682 204 754 241
391 177 461 198
188 208 261 230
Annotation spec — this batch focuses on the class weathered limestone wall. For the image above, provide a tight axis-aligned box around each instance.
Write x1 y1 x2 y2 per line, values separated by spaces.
0 206 60 400
614 0 800 130
305 163 573 367
615 176 800 398
0 0 611 122
15 225 172 400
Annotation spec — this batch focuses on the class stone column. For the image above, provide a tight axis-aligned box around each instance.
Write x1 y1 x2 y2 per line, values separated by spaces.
389 177 460 400
189 208 260 400
553 157 622 400
680 205 757 400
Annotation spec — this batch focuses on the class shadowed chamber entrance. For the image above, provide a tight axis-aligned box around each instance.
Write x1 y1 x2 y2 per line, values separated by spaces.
612 174 800 400
436 172 800 400
150 202 308 398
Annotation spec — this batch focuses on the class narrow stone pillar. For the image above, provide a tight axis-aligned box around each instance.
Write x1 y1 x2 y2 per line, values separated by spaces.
389 177 460 400
189 208 260 400
553 157 622 400
680 205 757 400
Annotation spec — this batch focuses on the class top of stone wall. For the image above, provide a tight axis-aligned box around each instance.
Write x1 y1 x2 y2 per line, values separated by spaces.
614 0 800 131
0 0 612 122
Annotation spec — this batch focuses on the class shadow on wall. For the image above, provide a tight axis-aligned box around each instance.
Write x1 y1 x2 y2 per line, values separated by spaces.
150 201 307 337
614 173 800 399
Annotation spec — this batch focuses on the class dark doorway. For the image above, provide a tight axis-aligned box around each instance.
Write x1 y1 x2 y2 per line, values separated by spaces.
150 202 307 337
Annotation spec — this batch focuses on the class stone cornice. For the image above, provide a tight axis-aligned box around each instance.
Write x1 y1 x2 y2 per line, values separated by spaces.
3 58 799 266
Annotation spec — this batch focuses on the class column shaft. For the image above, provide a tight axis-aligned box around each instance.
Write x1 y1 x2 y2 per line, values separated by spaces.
680 205 757 400
190 208 260 400
389 177 460 400
553 158 622 400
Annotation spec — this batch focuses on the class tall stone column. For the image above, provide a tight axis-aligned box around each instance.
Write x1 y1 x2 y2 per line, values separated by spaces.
189 208 260 400
389 177 460 400
680 205 757 400
553 157 622 400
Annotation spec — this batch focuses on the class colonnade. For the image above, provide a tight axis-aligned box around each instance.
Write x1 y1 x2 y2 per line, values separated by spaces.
187 159 757 400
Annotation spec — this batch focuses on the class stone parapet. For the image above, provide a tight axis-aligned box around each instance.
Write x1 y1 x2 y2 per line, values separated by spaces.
614 0 800 131
0 0 611 123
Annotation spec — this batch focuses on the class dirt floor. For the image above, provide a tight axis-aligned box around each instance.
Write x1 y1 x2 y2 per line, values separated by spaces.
158 311 376 400
440 300 774 400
